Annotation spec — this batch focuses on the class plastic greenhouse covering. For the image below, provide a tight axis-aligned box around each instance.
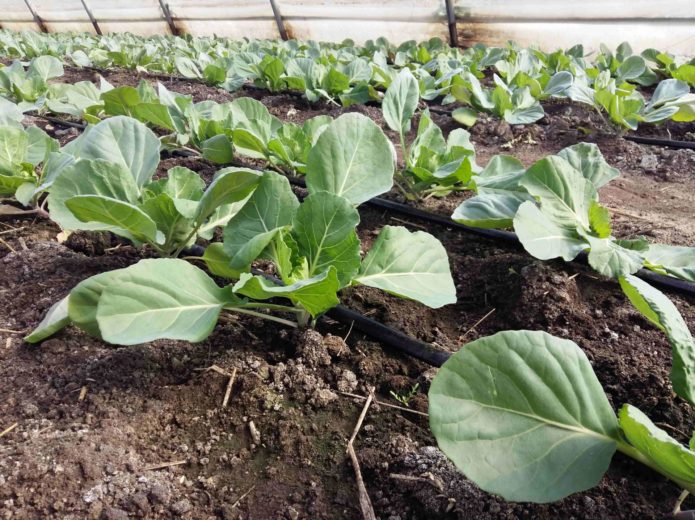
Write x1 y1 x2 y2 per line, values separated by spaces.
1 0 694 54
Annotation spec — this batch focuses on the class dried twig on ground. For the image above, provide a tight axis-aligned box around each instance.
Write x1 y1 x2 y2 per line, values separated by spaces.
346 387 377 520
339 391 428 417
143 460 187 471
0 422 18 439
460 308 496 340
222 367 237 409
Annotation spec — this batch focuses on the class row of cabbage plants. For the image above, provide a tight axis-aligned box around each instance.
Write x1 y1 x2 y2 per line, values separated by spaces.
0 43 692 507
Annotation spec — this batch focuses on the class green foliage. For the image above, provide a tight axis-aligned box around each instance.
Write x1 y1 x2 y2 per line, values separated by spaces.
29 112 455 343
429 330 695 503
453 143 695 283
0 123 58 208
0 56 63 109
47 116 261 256
619 275 695 405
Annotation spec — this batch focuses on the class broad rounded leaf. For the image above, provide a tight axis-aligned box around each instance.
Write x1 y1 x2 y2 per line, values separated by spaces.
647 79 690 109
66 195 162 245
29 55 63 81
63 116 160 188
616 56 646 82
514 201 588 261
48 159 141 231
306 113 394 205
95 259 235 345
451 107 477 127
520 156 596 229
429 330 620 503
557 143 619 189
382 68 419 134
223 171 299 272
292 191 361 286
355 226 456 308
474 155 526 192
586 236 643 279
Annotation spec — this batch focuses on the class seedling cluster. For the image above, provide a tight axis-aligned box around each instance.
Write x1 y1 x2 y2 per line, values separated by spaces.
0 29 693 515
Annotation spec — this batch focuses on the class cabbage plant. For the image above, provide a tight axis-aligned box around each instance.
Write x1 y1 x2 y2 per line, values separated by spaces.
429 327 695 503
27 113 457 343
47 116 261 257
0 115 64 214
382 70 479 198
453 142 695 284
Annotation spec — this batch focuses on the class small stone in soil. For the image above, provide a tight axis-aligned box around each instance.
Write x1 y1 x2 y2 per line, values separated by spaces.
170 499 192 516
102 507 129 520
148 484 170 504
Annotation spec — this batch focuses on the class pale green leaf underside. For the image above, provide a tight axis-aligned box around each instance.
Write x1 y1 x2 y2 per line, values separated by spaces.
619 404 695 487
429 330 619 503
63 116 160 188
619 275 695 406
355 225 456 308
94 259 233 345
452 192 529 229
514 202 588 261
306 113 394 205
66 195 162 245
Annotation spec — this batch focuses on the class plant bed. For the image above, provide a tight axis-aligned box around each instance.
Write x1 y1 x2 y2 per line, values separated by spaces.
33 65 695 246
0 187 694 518
1 52 694 519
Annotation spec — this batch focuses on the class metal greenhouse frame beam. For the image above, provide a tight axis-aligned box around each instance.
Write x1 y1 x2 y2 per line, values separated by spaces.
158 0 179 35
79 0 102 35
23 0 48 33
444 0 458 46
269 0 289 40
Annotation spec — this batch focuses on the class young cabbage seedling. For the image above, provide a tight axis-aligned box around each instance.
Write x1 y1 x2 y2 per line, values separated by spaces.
0 114 66 217
453 142 695 284
26 113 458 345
429 329 695 504
214 112 457 326
382 70 479 199
46 116 262 257
0 56 64 110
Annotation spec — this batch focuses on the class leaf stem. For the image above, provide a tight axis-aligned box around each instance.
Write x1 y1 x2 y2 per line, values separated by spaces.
236 302 304 314
617 441 695 495
171 225 200 258
229 307 298 328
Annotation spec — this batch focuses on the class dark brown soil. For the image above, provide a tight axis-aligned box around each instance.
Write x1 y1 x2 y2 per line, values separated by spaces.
1 66 694 519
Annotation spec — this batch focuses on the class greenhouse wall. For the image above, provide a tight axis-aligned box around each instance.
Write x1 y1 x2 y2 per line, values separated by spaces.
2 0 694 54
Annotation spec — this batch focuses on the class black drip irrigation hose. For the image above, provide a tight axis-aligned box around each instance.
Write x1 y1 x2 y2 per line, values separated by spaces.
32 110 695 297
284 177 695 297
324 305 451 367
45 65 695 151
624 135 695 150
184 243 451 367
